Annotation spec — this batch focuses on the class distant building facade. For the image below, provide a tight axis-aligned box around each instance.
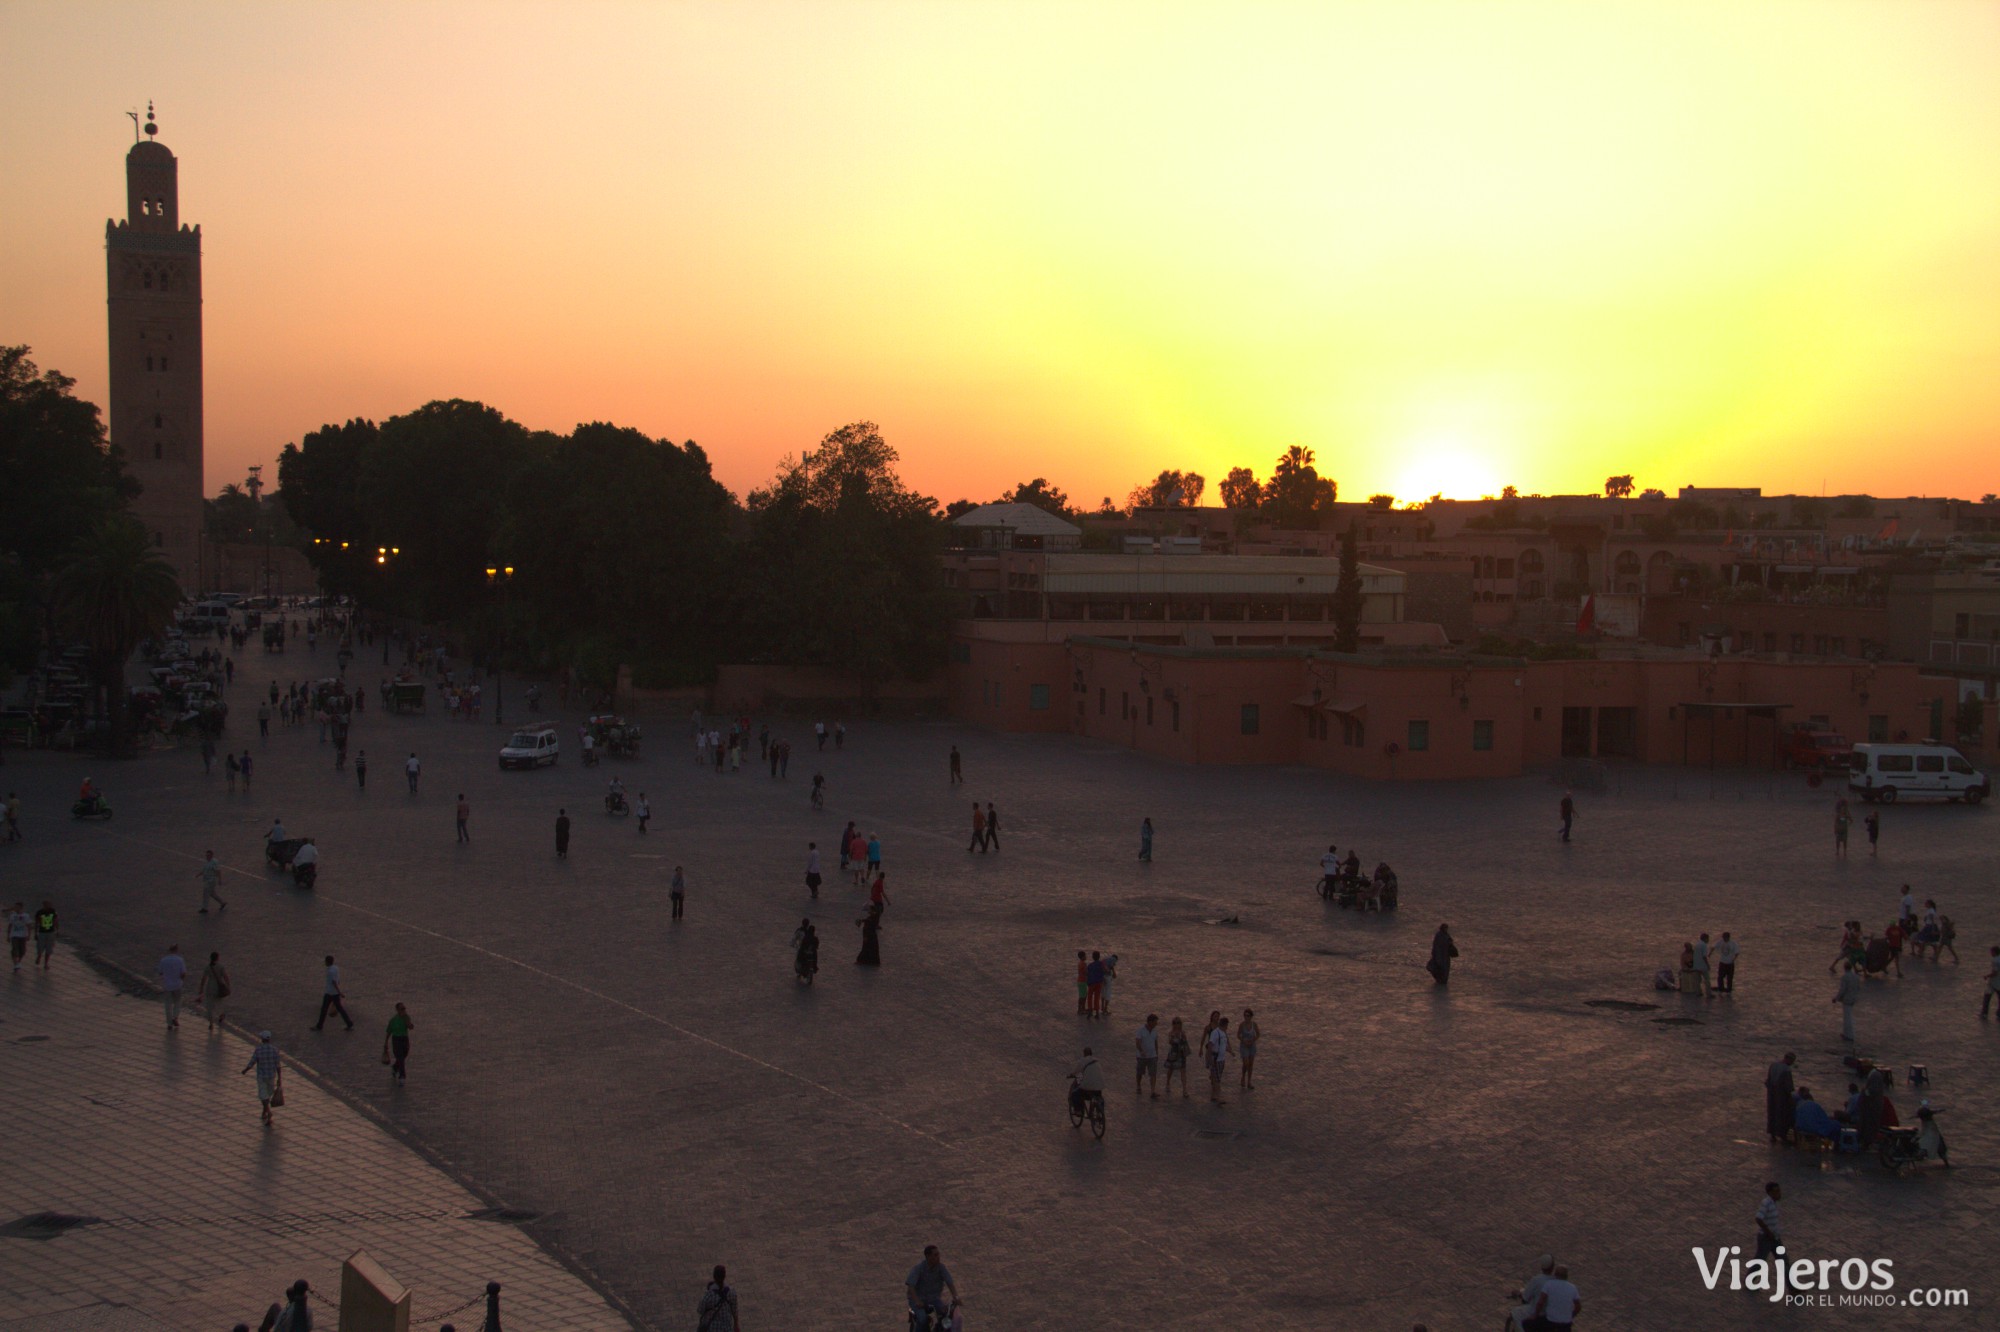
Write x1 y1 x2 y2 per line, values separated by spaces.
106 104 203 589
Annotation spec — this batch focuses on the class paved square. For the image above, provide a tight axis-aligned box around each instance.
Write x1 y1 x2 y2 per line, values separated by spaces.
5 666 1996 1328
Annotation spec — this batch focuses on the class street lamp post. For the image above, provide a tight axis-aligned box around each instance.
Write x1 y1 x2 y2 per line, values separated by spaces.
485 565 514 725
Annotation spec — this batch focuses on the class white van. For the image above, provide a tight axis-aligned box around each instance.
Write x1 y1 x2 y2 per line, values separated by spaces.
499 723 560 770
1848 743 1990 805
184 602 233 626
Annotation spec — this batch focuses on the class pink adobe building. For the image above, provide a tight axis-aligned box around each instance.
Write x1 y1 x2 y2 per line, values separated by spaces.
949 638 1954 778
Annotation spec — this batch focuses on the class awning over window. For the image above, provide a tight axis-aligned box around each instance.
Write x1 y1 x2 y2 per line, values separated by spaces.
1324 699 1368 716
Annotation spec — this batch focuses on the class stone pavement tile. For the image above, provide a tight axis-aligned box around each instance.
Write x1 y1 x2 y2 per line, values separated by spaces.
5 693 1999 1327
0 951 631 1331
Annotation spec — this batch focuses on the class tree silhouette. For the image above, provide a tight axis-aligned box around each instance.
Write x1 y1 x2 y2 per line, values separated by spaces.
1264 445 1336 527
1219 467 1262 510
1604 475 1635 499
996 477 1073 518
1126 470 1206 510
57 515 182 753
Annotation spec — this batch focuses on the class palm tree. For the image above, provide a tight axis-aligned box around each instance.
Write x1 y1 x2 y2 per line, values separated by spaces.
56 515 183 754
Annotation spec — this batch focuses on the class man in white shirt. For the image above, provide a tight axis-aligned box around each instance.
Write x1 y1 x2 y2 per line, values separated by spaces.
1692 934 1713 997
1134 1014 1161 1098
157 944 187 1029
1715 932 1740 993
1754 1182 1782 1261
405 752 421 794
1206 1017 1231 1105
805 843 821 900
1899 888 1917 931
1319 844 1340 895
1070 1046 1105 1118
313 954 354 1031
1508 1254 1555 1332
1533 1266 1581 1329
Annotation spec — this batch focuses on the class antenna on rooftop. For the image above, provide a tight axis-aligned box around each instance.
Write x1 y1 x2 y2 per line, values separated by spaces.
126 108 141 142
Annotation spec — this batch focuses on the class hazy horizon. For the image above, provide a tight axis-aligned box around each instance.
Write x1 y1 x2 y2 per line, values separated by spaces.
5 1 1998 506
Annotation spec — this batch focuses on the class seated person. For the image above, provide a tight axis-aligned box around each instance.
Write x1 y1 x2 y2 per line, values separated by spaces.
1792 1089 1840 1141
1916 1106 1949 1166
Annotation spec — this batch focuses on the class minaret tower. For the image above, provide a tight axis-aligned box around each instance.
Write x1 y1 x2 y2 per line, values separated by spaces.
106 102 203 589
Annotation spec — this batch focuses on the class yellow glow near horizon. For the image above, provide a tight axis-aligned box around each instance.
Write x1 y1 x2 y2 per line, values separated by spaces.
2 1 1998 504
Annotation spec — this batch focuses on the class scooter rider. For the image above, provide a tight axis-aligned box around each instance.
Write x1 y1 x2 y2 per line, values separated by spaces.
291 838 319 885
905 1245 961 1327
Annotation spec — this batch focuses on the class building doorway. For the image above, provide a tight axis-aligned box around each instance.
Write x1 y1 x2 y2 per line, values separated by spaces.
1561 706 1593 757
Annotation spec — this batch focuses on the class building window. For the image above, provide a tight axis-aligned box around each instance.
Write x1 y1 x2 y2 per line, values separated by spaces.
1145 696 1154 725
154 413 163 428
1532 707 1542 722
1240 704 1260 735
1407 720 1429 752
145 355 154 371
1868 714 1889 743
1098 687 1105 716
1122 692 1130 720
1339 713 1364 747
1790 633 1805 653
1763 633 1776 653
153 441 162 459
1029 684 1050 712
1473 719 1494 751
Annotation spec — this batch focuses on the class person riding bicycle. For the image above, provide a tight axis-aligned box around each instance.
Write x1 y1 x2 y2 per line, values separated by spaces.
1069 1046 1106 1114
605 778 627 813
77 777 101 814
905 1245 960 1327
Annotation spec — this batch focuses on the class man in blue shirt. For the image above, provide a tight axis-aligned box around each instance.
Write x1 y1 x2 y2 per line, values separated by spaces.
905 1246 959 1324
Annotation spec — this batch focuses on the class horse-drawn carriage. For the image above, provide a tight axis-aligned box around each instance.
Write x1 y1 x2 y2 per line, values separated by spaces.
263 621 286 653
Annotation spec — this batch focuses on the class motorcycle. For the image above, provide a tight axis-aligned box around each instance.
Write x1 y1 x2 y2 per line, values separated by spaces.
71 794 113 821
604 791 629 816
293 860 318 890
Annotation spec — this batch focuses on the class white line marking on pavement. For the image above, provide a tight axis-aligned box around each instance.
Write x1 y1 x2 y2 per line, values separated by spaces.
112 831 958 1151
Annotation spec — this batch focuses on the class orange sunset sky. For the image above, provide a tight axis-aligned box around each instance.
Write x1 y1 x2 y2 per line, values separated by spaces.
4 0 1999 506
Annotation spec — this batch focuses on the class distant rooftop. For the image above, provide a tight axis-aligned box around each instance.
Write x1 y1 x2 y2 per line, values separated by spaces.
951 503 1083 537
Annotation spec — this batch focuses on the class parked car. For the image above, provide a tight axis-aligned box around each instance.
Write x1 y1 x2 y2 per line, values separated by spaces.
499 723 560 769
1848 743 1990 804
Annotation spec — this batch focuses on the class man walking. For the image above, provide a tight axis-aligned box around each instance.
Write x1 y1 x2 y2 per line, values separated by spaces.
1754 1182 1783 1262
949 745 962 785
239 751 253 790
6 903 28 972
384 1003 414 1083
1692 932 1713 997
1135 1013 1161 1098
455 793 470 843
33 900 57 969
355 749 367 790
1983 945 2000 1018
1715 932 1739 993
405 752 421 794
158 944 187 1030
1559 792 1575 842
805 842 821 899
637 792 650 834
242 1031 283 1124
555 808 571 859
670 866 686 919
984 802 1000 852
1085 951 1105 1018
313 954 354 1031
257 701 271 738
968 802 986 854
197 850 228 913
1834 961 1860 1042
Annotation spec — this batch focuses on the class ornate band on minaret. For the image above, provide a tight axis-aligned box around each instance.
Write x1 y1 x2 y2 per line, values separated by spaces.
106 101 204 590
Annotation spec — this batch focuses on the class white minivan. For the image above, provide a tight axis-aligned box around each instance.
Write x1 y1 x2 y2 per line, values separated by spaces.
499 723 560 770
1848 743 1990 805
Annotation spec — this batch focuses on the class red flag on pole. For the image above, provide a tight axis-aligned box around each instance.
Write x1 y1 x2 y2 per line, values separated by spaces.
1576 595 1596 634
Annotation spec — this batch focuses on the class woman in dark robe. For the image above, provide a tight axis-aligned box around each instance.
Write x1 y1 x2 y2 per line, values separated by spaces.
855 904 882 966
1764 1054 1796 1144
795 922 819 983
1427 923 1458 985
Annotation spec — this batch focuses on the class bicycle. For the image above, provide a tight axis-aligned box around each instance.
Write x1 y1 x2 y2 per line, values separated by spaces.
1067 1075 1106 1140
